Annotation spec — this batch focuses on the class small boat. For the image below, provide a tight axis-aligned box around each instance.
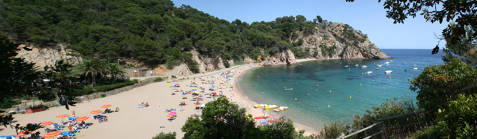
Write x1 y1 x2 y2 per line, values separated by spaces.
354 64 359 67
385 70 392 74
344 65 349 68
413 67 418 70
284 87 293 91
377 64 382 68
366 71 373 74
361 65 368 68
385 61 390 65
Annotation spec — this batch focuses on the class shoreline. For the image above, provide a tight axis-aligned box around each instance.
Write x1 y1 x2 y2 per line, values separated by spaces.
0 59 321 138
227 59 321 136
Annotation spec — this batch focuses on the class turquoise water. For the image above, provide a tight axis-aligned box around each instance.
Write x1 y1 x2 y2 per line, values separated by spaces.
238 49 444 128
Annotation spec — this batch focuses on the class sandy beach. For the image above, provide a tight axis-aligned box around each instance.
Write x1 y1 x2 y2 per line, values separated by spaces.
0 59 319 138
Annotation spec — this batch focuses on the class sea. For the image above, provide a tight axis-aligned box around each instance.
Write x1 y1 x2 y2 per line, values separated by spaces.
238 49 444 129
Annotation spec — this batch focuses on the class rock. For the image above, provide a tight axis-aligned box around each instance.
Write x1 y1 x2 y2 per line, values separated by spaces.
16 43 82 70
262 49 296 65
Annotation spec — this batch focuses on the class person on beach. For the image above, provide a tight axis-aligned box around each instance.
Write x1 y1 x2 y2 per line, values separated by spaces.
115 106 120 112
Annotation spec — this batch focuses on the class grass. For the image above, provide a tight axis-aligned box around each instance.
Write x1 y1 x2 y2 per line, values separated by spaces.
154 77 164 82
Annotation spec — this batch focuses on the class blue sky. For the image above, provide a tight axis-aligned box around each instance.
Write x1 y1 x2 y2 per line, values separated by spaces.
172 0 448 49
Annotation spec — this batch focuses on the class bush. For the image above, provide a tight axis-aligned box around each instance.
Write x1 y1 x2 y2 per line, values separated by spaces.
0 98 20 109
320 122 350 139
37 91 56 101
152 132 176 139
154 77 164 82
73 80 138 95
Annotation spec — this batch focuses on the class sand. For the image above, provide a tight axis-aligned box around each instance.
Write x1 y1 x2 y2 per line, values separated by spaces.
0 60 319 138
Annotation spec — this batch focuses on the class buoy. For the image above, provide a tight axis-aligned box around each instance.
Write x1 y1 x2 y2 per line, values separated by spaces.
328 105 331 108
349 96 352 99
294 97 299 102
329 90 332 94
360 83 363 86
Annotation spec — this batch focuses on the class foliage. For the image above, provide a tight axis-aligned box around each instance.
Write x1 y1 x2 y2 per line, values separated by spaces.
258 117 297 139
182 96 259 138
43 60 78 110
73 80 138 95
320 44 336 57
0 114 14 128
154 77 164 82
152 132 176 139
410 58 477 111
347 0 477 63
0 98 20 109
415 94 477 138
319 122 350 139
0 33 40 105
0 0 321 68
37 90 56 101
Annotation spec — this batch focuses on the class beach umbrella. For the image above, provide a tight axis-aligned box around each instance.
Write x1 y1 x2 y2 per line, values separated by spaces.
101 104 112 108
254 116 265 119
90 110 102 114
39 121 54 126
43 131 61 138
75 116 89 122
16 132 26 137
56 114 69 118
71 110 75 116
169 112 176 116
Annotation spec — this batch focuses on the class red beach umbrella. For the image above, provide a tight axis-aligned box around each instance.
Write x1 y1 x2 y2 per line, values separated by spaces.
16 132 26 137
43 131 61 138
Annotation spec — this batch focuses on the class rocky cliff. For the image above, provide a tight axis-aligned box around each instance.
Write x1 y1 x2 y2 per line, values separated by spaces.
291 21 389 60
16 44 82 70
16 22 388 75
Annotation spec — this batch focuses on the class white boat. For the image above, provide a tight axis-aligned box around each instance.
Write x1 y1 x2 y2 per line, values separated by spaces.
385 70 392 74
377 64 382 68
366 71 373 74
361 65 368 68
344 65 349 68
284 87 293 91
354 64 359 67
413 67 418 70
385 61 390 65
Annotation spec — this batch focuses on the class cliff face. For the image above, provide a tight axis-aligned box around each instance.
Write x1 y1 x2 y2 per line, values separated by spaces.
292 22 389 60
16 44 82 70
16 22 388 75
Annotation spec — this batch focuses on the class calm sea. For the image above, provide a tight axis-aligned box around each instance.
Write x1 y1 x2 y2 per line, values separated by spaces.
238 49 444 128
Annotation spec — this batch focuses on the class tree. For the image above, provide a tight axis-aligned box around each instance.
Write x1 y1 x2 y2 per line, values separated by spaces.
182 96 259 139
410 58 477 111
258 117 297 139
152 132 176 139
346 0 477 62
75 59 107 86
44 60 77 110
415 94 477 138
0 33 39 106
0 114 14 128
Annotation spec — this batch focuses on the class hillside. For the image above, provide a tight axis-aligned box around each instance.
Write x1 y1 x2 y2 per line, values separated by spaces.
0 0 388 74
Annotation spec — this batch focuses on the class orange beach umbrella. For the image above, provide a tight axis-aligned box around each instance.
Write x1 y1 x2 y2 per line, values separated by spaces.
75 116 89 122
39 121 54 126
16 132 26 137
43 131 61 138
101 104 112 108
56 114 69 118
90 110 102 114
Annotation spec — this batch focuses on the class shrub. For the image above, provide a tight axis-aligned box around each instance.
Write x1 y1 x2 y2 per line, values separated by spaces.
73 80 138 95
0 98 20 109
320 122 350 139
152 132 176 139
154 77 164 82
37 91 56 101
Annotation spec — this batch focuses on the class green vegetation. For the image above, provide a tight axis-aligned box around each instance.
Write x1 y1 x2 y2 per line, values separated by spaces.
154 77 164 82
181 96 310 139
0 0 322 70
73 80 138 95
320 44 336 57
152 132 176 139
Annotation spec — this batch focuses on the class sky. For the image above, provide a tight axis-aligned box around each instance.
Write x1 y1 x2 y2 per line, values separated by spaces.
172 0 448 49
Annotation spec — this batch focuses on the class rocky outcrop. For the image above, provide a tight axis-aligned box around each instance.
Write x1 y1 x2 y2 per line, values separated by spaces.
16 44 82 70
262 49 297 65
293 21 390 60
